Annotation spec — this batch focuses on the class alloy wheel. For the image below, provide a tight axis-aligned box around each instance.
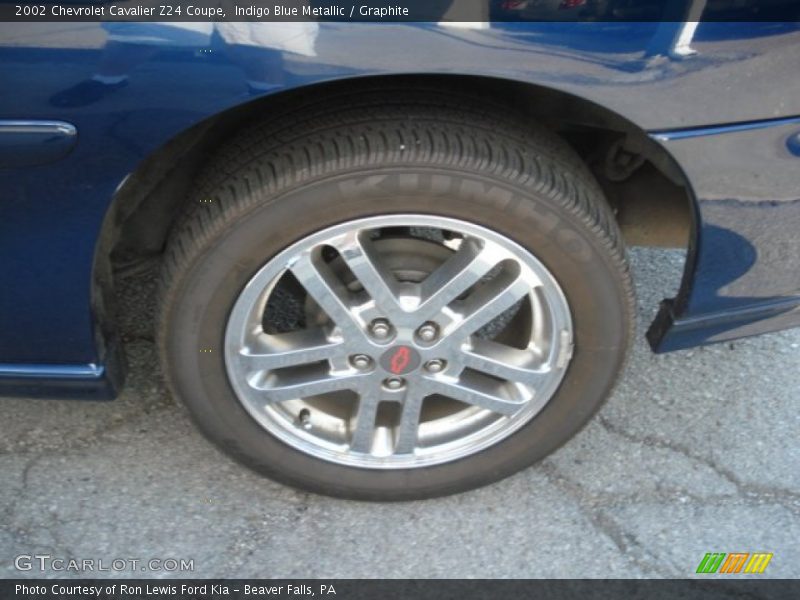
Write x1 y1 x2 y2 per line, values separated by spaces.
224 214 574 468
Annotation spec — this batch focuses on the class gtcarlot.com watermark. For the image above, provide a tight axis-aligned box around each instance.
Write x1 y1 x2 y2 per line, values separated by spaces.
14 554 194 573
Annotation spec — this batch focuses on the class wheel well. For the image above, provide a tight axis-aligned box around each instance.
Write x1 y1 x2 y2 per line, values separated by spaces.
94 74 693 369
102 74 692 274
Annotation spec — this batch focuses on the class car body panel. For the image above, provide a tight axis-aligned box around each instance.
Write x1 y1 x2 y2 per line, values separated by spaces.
1 20 799 397
0 363 114 400
648 117 800 351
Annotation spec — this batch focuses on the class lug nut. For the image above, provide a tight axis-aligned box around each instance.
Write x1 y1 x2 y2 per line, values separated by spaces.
369 318 392 340
350 354 373 370
424 359 446 373
417 322 439 343
383 376 405 390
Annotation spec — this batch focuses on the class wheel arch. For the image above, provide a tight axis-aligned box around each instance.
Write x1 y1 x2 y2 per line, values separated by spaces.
91 72 696 383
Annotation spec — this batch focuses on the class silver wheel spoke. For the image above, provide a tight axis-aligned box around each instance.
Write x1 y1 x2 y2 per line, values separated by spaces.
427 376 525 417
415 237 498 321
394 394 424 454
289 251 366 341
336 231 402 313
257 369 362 403
460 338 549 386
239 329 343 372
445 270 532 341
349 392 381 453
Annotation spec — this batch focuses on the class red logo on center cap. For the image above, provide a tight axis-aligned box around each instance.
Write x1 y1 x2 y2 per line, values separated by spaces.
389 346 412 374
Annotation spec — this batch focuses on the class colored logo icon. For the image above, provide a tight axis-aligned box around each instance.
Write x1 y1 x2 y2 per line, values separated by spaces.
696 552 773 574
379 345 421 375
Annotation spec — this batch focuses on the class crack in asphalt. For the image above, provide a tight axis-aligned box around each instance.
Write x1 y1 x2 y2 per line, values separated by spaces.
1 454 68 562
531 406 800 579
539 460 679 577
597 416 800 518
0 400 176 560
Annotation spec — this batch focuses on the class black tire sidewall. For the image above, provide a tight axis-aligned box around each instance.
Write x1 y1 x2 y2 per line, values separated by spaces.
163 167 631 500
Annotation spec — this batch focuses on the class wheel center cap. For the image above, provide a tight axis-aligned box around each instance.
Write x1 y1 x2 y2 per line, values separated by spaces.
380 345 421 375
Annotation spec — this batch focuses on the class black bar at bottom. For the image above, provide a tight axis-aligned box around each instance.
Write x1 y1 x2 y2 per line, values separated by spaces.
2 579 799 600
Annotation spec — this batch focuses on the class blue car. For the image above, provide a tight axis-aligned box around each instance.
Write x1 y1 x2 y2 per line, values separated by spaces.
1 10 799 499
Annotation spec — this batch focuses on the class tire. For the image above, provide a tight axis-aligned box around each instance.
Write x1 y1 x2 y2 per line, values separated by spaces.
159 91 634 500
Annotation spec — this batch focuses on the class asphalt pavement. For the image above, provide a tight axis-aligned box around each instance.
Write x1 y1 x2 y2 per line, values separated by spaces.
1 247 798 579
